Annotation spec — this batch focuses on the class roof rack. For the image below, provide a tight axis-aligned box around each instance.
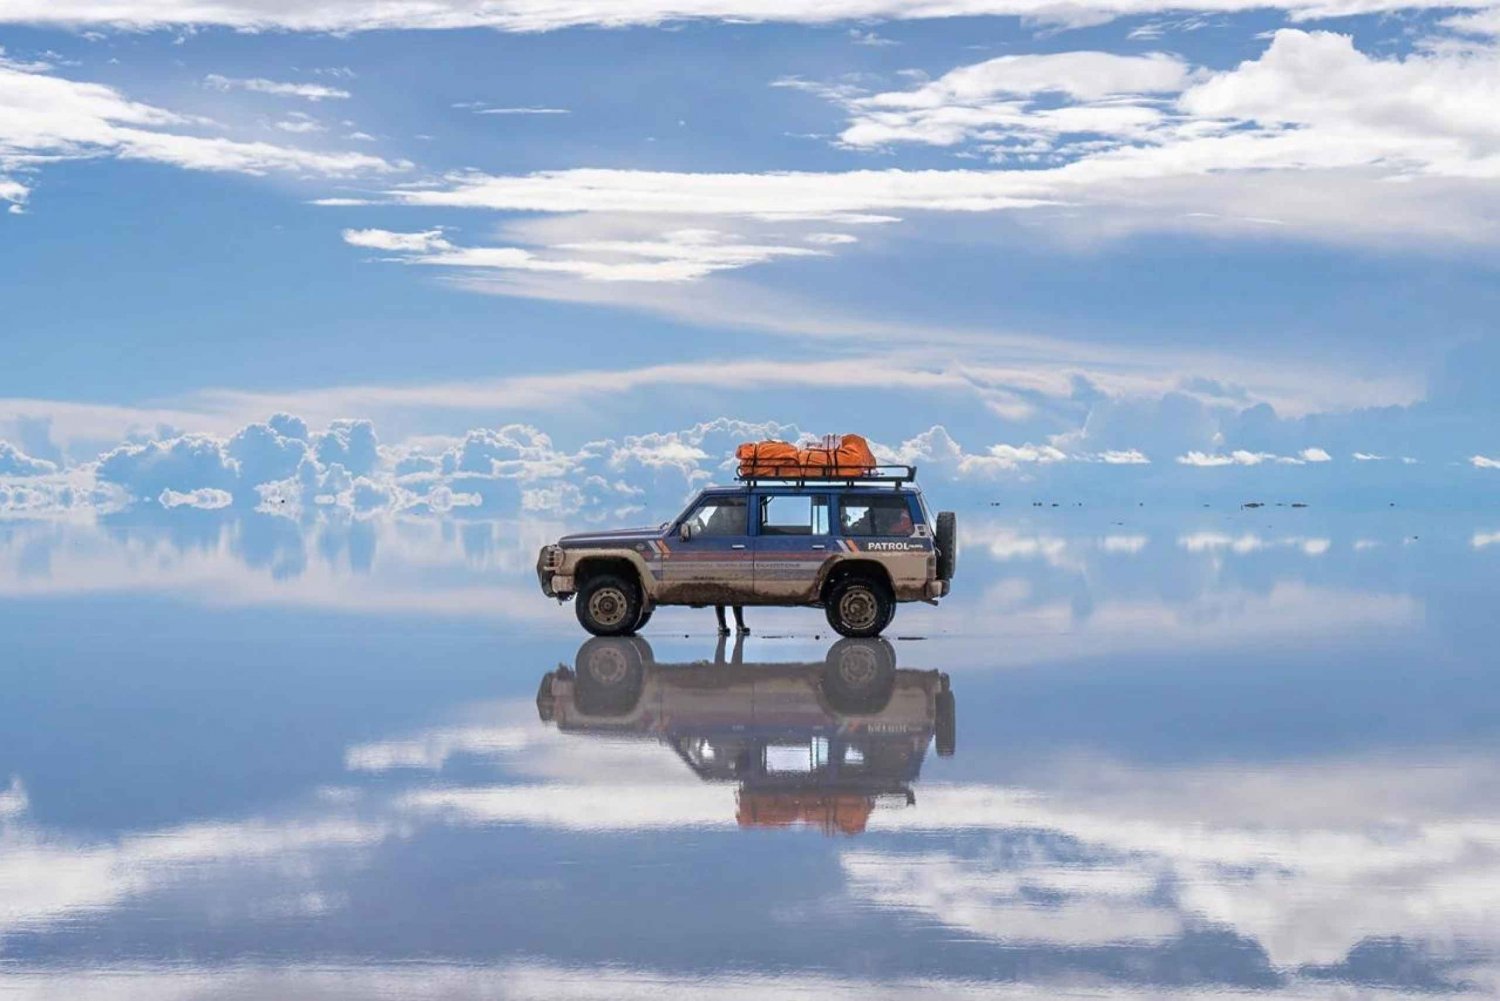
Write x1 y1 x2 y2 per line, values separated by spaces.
735 464 917 488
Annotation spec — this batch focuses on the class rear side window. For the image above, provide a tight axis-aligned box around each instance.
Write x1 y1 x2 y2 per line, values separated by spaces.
839 495 915 537
759 495 830 536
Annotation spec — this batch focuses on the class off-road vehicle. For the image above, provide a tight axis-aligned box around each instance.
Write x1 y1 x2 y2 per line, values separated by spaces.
535 466 956 637
535 636 956 834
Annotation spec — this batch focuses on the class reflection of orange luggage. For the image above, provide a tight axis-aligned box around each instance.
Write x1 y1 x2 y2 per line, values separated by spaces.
735 790 875 835
737 434 876 479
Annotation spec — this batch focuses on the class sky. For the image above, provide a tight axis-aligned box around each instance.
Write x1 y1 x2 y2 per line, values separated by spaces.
3 0 1500 514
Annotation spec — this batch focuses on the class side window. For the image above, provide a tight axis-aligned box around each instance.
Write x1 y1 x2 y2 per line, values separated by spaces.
840 495 915 537
686 496 748 537
759 495 830 536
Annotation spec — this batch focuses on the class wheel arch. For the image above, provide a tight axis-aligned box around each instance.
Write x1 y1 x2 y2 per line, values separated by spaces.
816 556 894 604
573 552 654 599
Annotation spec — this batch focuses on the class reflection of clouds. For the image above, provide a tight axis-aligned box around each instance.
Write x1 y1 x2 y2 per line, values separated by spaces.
1099 533 1148 554
844 849 1179 946
0 516 566 623
0 802 388 938
1178 532 1331 556
4 960 1450 1000
857 755 1500 969
345 725 534 771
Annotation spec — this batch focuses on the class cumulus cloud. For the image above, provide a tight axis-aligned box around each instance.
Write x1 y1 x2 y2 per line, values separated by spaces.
836 51 1189 153
1472 455 1500 469
203 74 350 101
1177 449 1317 467
0 441 57 476
0 56 398 210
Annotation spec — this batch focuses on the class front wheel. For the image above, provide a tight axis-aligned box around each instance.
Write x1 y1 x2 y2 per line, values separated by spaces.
576 573 643 637
825 577 893 638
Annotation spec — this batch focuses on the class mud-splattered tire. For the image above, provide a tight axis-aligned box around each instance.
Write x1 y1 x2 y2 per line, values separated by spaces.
822 638 897 714
576 573 643 637
825 576 893 638
572 637 650 716
633 606 654 632
935 511 958 582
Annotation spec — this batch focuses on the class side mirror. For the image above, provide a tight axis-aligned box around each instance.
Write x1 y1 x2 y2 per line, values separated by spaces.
679 522 695 541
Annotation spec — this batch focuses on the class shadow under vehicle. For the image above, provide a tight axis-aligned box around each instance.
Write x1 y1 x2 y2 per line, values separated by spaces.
536 637 955 835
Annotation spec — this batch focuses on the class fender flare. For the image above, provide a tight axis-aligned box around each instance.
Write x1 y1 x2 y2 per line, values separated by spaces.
571 549 659 601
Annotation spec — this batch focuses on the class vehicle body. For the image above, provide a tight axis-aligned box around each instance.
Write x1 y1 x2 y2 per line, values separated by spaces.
536 467 958 637
535 637 956 835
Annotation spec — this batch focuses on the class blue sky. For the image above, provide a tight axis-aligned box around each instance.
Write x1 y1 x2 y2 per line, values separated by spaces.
3 1 1500 511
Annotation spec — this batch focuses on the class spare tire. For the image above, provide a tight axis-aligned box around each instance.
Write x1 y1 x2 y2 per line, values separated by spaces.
935 511 958 581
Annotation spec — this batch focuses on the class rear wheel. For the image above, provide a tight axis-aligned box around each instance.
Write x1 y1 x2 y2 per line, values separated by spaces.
634 606 654 632
825 576 893 638
576 573 642 637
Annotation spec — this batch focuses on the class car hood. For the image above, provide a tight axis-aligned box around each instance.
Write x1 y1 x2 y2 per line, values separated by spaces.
558 526 666 548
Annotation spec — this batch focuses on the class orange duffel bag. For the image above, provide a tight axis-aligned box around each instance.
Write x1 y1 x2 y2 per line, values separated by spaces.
736 433 876 478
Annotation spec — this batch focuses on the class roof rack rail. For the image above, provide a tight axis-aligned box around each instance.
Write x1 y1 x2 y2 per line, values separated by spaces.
735 464 917 488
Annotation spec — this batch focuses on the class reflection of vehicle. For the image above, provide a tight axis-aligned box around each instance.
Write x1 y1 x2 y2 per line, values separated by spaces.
536 637 955 835
535 467 957 638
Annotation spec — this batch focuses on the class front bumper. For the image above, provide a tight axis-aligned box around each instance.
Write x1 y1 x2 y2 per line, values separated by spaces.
536 545 572 598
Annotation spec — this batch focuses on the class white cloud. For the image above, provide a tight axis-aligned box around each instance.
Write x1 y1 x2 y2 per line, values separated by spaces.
355 31 1500 263
159 486 233 509
0 441 57 476
470 106 570 115
837 51 1189 151
1299 447 1332 462
1472 455 1500 469
0 58 399 209
1093 449 1150 464
348 223 831 282
203 74 350 101
3 0 1495 33
342 227 451 252
0 776 26 817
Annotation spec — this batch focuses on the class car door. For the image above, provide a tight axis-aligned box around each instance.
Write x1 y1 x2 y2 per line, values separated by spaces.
836 492 930 588
752 491 832 601
658 494 756 604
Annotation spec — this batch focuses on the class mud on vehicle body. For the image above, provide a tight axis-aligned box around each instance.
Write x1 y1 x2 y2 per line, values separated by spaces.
536 466 957 637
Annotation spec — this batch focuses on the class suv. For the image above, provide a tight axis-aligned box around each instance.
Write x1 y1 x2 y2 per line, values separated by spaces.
536 466 956 637
535 637 956 834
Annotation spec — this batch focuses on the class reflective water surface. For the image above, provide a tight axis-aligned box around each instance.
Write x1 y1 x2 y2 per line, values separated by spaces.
3 507 1500 998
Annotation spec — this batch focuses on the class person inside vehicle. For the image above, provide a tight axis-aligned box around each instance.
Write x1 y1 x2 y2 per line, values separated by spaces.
715 604 748 637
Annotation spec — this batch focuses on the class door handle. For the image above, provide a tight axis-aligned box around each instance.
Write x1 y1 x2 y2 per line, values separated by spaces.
731 544 747 549
811 544 827 550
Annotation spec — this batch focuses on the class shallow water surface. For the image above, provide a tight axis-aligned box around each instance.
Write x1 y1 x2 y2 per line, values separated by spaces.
3 508 1499 998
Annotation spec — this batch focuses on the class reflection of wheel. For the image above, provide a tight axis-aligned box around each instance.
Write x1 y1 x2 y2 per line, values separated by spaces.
935 689 956 757
634 606 654 632
822 638 897 715
576 573 642 637
573 637 650 716
825 576 893 638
